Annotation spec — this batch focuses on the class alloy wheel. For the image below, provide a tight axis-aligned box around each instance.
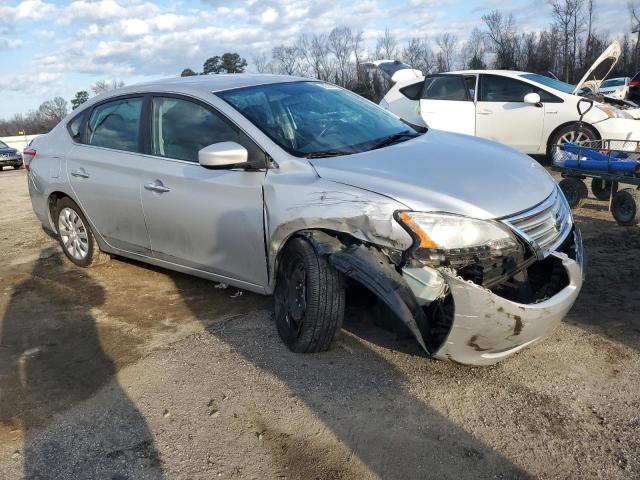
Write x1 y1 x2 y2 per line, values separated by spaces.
58 207 89 260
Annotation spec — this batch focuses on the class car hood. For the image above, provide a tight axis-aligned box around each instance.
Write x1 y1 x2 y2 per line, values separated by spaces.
0 147 17 155
308 130 556 220
573 41 621 94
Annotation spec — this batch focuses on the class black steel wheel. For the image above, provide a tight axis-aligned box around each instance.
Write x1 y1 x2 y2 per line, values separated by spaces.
559 177 588 209
611 188 640 226
274 237 345 353
591 178 612 201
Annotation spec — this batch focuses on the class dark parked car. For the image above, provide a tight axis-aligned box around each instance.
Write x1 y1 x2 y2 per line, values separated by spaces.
0 140 23 170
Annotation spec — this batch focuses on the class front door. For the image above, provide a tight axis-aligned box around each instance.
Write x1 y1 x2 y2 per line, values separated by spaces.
139 95 268 287
67 96 151 254
475 74 545 153
419 74 476 135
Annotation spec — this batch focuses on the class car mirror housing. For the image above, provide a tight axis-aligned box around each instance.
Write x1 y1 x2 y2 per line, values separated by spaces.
198 142 249 169
523 92 541 105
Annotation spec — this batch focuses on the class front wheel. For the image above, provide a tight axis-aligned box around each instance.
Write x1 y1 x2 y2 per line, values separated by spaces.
13 163 23 170
274 237 345 353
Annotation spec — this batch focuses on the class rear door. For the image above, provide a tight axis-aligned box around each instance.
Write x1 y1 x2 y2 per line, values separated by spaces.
475 74 546 153
67 96 151 254
419 74 476 135
139 95 268 287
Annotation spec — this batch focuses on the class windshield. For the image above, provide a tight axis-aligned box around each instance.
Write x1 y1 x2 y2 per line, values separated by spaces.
0 140 9 149
520 73 575 94
217 81 418 157
601 78 625 88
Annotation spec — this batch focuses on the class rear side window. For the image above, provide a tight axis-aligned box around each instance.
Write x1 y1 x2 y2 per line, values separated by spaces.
400 81 424 100
67 113 85 143
422 76 469 101
151 97 242 163
87 98 143 152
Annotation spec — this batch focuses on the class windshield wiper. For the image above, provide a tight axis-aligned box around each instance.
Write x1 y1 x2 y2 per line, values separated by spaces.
370 131 420 150
305 150 353 159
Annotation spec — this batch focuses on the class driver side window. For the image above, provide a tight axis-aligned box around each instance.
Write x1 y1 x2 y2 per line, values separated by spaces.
479 75 560 103
151 97 242 163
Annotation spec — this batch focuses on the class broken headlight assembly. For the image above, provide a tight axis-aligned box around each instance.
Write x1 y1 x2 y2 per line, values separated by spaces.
396 211 523 268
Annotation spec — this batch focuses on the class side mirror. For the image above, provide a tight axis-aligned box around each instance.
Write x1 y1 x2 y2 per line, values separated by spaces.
198 142 248 169
524 92 541 105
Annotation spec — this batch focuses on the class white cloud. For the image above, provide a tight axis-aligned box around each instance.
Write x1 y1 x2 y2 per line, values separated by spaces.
0 72 64 95
0 37 23 49
259 7 278 24
0 0 56 21
58 0 159 25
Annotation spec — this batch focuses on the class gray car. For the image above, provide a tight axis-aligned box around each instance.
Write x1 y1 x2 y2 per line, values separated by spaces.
25 75 584 365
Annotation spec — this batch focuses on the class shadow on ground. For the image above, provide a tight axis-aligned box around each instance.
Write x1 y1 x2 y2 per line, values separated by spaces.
0 249 165 479
170 271 532 479
568 215 640 353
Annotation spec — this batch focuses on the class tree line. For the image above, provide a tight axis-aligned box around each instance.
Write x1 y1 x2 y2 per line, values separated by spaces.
0 79 125 137
4 0 640 136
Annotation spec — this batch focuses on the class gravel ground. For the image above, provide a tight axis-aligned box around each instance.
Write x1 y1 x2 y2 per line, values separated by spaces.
0 166 639 479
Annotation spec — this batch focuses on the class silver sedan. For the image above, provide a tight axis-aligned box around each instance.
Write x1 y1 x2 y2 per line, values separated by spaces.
25 75 584 365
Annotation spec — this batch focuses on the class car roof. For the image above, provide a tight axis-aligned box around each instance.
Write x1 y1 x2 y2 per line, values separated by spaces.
88 74 310 103
446 70 529 77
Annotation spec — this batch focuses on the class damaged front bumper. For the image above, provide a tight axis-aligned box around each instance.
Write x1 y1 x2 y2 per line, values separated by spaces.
406 229 585 366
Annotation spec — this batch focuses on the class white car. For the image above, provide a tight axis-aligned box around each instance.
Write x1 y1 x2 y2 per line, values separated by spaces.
597 77 630 98
377 42 640 155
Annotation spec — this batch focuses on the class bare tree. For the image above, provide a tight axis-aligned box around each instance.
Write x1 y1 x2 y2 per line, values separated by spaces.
328 26 355 87
402 37 435 73
629 1 640 70
251 53 269 73
461 28 487 69
272 45 303 75
482 10 518 69
299 33 333 80
376 28 398 59
38 97 68 124
91 79 125 95
435 33 458 71
550 0 582 82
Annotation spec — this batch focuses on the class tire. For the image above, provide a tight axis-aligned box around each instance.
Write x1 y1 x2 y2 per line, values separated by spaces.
13 163 23 170
548 123 598 159
611 188 640 226
54 197 110 267
274 237 345 353
559 177 588 209
591 178 612 200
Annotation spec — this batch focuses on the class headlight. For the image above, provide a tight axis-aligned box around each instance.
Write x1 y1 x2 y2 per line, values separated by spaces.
597 106 632 119
396 212 521 266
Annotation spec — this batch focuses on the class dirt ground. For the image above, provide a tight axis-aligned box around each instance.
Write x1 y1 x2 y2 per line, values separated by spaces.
0 166 639 480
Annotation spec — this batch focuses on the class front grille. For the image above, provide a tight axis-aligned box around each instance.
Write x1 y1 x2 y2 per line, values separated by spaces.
502 188 572 258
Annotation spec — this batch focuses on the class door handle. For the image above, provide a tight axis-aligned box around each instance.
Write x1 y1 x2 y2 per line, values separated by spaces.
70 169 90 178
477 110 493 115
144 182 171 193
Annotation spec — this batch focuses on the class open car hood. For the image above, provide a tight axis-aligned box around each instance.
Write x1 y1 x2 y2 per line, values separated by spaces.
573 41 621 94
363 59 423 83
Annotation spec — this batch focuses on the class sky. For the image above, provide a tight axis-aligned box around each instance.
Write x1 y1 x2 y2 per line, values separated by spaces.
0 0 629 119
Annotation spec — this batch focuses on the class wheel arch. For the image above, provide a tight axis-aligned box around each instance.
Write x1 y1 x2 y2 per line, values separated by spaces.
546 121 601 156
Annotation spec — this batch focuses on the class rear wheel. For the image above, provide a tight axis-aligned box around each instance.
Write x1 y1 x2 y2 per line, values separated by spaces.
611 188 640 226
55 197 110 267
591 178 612 200
559 177 588 209
274 237 345 353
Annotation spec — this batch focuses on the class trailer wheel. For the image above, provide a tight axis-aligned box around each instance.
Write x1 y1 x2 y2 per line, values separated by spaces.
559 177 588 209
591 178 612 200
611 188 640 226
